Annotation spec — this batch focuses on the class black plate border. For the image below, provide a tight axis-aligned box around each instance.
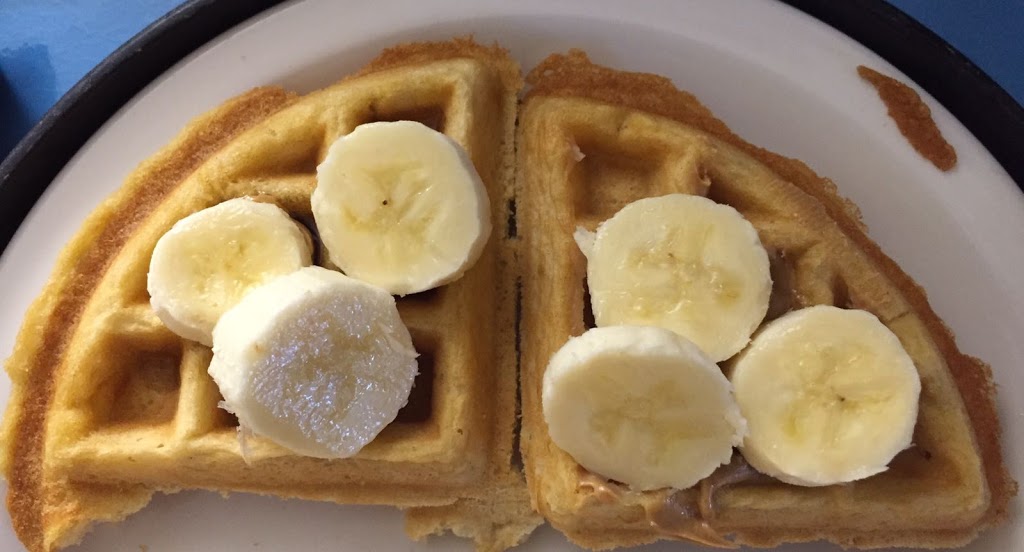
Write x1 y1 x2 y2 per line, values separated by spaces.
1 0 1021 255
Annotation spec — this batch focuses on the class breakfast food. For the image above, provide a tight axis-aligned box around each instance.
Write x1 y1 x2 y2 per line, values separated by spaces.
518 50 1014 549
730 305 922 487
312 120 492 295
209 266 419 459
575 194 772 361
0 39 538 552
0 36 1015 552
147 197 314 346
543 325 746 491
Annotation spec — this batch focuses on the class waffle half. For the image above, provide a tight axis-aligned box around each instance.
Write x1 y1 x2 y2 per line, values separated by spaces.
517 50 1016 549
1 39 540 552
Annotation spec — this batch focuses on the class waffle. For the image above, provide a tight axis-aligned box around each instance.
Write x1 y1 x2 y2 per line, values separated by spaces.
517 50 1016 549
0 39 540 552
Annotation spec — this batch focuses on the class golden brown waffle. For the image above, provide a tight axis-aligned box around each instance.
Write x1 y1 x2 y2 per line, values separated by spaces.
1 39 539 552
517 50 1016 549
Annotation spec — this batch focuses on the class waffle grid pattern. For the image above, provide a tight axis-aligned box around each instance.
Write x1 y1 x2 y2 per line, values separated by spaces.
32 52 529 540
3 42 1009 552
520 93 991 548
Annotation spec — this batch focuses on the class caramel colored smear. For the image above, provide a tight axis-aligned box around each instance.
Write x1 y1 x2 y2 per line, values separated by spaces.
576 455 765 548
857 65 956 171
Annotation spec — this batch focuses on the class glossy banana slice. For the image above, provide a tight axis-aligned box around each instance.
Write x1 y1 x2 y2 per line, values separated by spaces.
543 325 746 491
577 194 771 361
730 305 921 486
312 121 491 295
147 197 312 346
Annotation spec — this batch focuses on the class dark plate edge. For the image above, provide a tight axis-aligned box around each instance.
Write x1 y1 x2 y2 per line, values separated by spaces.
785 0 1024 182
0 0 286 255
0 0 1022 257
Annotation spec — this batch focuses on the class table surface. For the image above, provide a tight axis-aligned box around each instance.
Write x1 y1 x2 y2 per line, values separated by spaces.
1 0 1023 165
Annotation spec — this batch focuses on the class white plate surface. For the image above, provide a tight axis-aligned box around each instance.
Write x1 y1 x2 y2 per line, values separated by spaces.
0 0 1021 550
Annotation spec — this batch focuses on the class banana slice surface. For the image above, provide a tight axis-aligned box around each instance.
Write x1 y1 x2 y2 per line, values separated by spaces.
209 266 418 459
312 121 491 296
581 194 771 362
543 325 746 491
730 305 921 486
148 197 313 346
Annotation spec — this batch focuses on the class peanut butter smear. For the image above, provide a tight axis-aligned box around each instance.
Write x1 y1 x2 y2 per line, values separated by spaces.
857 65 957 172
577 455 766 548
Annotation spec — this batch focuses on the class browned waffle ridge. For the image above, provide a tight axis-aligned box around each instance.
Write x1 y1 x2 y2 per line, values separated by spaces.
518 50 1015 549
0 38 539 552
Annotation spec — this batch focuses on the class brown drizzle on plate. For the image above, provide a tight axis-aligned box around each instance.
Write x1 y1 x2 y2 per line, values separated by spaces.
857 65 957 172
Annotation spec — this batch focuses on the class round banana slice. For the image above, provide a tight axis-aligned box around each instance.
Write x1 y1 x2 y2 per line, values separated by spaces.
583 194 771 362
148 197 313 346
729 305 921 486
543 325 747 491
312 121 491 296
209 266 418 459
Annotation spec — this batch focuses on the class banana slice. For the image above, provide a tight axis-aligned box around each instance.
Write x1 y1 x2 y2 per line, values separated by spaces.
148 197 313 346
543 326 746 491
580 194 771 362
311 121 491 295
729 305 921 486
209 266 418 459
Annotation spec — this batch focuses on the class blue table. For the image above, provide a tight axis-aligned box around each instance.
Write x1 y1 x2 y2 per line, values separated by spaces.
2 0 1022 162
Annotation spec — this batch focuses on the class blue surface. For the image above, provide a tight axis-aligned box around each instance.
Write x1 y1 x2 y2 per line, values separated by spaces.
1 0 1022 162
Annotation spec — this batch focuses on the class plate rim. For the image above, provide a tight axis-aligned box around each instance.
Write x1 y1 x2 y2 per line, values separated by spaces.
0 0 281 256
0 0 1021 549
1 0 1023 258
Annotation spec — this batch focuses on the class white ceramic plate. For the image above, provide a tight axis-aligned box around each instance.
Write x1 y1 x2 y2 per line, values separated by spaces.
1 0 1021 550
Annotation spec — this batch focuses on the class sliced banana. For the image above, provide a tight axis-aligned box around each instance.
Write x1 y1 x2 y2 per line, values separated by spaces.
148 197 313 346
311 121 491 296
729 305 921 486
209 266 418 459
581 194 771 362
543 326 746 491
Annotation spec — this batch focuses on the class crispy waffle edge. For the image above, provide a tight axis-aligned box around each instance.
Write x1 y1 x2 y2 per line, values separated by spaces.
1 41 1016 552
519 49 1016 548
1 86 296 552
0 37 528 552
